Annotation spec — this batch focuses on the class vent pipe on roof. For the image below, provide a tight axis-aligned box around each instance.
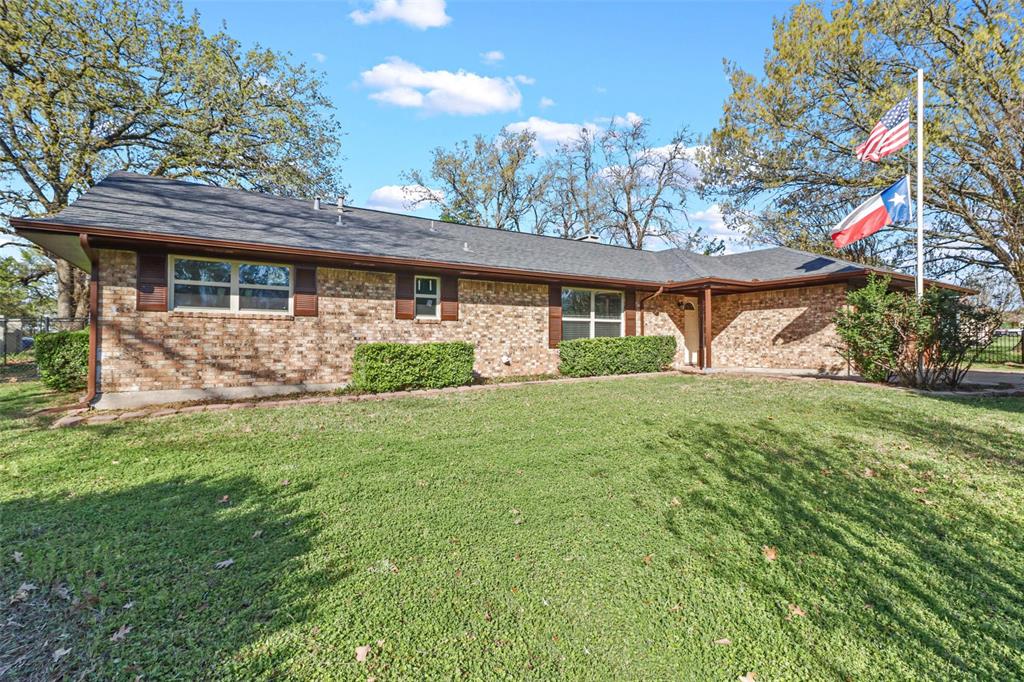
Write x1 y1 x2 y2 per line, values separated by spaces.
575 234 600 243
336 194 345 225
313 196 321 210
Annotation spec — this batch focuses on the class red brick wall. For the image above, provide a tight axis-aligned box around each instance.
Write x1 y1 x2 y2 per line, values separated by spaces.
96 249 849 394
711 284 847 371
97 249 559 394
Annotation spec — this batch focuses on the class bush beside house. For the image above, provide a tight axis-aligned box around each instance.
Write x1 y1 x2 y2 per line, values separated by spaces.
34 330 89 391
834 275 1001 388
351 341 475 392
559 336 677 378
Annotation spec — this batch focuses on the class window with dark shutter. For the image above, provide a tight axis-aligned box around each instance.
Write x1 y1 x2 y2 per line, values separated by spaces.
624 290 637 336
548 284 562 348
294 265 318 316
395 271 414 319
136 252 168 312
440 275 459 321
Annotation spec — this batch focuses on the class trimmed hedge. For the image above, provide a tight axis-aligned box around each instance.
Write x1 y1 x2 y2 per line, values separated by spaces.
35 329 89 391
559 335 676 378
351 341 475 392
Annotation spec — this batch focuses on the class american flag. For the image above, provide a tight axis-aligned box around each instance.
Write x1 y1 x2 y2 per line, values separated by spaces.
855 98 911 162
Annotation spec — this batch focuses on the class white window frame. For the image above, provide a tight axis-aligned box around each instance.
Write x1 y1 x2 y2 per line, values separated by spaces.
561 287 625 339
414 275 441 320
169 255 294 315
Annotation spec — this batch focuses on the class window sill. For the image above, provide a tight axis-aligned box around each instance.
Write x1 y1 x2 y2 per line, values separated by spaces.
169 310 295 321
414 318 444 324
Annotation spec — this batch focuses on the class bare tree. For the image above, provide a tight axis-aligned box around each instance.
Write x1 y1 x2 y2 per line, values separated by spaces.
403 130 549 232
599 119 702 250
538 129 606 239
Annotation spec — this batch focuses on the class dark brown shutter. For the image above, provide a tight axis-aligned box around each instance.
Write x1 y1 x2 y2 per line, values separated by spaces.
294 265 318 316
395 271 414 320
624 289 637 336
136 252 168 312
548 284 562 348
440 275 459 321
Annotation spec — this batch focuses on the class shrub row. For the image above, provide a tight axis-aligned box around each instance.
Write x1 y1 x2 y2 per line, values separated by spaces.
34 330 89 391
558 335 676 377
351 341 475 392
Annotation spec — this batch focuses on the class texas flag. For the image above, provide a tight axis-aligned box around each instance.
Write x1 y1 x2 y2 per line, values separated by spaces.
831 176 912 249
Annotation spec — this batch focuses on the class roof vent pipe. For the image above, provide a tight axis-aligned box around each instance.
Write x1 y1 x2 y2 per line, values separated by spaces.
336 194 345 225
575 234 600 243
313 196 321 210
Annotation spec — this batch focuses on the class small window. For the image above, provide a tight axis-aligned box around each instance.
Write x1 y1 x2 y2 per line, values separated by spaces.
414 275 440 319
170 256 293 314
561 287 624 339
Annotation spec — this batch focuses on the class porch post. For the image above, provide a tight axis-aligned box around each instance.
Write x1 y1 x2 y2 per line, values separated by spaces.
701 287 713 369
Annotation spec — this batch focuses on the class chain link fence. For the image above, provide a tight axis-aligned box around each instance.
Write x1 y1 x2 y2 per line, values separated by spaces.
1 317 89 365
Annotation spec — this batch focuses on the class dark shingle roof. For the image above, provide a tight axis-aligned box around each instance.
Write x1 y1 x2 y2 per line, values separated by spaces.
20 172 875 286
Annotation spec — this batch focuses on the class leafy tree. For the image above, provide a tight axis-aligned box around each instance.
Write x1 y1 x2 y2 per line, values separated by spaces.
0 0 344 317
403 130 549 232
0 249 55 318
702 0 1024 297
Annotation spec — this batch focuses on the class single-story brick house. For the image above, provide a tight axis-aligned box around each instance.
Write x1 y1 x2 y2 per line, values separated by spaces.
13 172 965 408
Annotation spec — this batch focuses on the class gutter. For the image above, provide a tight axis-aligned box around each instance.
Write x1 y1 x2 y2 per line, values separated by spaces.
81 233 99 406
638 286 664 336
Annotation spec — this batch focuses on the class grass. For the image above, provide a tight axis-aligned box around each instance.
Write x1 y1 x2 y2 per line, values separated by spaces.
2 375 1023 680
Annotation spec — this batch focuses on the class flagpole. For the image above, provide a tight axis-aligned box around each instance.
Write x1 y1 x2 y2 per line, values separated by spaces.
915 68 925 299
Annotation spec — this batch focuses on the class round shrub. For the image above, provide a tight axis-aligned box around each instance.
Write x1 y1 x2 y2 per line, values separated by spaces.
558 335 676 377
34 329 89 391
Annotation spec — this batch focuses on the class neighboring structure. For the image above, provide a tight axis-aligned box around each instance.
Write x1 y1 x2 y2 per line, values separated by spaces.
12 172 967 408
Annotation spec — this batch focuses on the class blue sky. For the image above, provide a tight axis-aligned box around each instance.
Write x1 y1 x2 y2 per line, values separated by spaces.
184 0 789 250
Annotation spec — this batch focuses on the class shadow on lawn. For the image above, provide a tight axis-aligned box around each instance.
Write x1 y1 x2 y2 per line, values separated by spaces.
650 410 1024 679
1 475 331 679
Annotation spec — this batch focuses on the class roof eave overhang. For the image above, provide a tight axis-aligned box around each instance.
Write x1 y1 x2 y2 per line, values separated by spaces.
13 217 977 295
11 217 666 290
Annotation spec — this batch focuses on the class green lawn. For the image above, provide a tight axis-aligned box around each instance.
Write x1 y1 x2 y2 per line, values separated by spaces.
2 375 1023 680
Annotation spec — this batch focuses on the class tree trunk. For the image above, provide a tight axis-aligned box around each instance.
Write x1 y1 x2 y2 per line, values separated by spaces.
54 257 88 320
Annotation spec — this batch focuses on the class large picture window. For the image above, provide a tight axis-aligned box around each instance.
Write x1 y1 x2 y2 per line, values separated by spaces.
170 256 292 313
561 287 624 340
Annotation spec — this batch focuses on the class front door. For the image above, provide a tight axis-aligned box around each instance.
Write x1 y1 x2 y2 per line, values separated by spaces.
682 299 699 365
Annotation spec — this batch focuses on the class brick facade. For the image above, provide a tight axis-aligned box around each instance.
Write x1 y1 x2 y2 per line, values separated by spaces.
96 249 559 395
95 249 848 399
711 284 847 372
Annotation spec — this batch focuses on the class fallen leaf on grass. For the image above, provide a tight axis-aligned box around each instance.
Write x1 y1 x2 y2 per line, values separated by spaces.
280 479 290 486
862 468 878 478
54 584 72 601
12 551 22 564
912 487 928 494
52 647 71 662
10 582 36 603
218 495 230 504
110 624 132 642
355 644 371 662
761 545 778 562
669 497 682 508
786 603 806 620
714 638 732 645
367 559 398 574
739 673 757 682
252 530 263 539
669 604 684 613
642 554 654 565
919 498 935 506
215 558 235 569
123 601 134 610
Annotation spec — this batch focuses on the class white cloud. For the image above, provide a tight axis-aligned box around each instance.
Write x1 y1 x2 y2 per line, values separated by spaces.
688 204 746 252
514 74 535 85
312 52 327 64
611 112 644 126
594 86 607 94
480 50 504 64
361 57 524 115
539 96 555 109
349 0 451 29
504 116 600 152
365 185 443 212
